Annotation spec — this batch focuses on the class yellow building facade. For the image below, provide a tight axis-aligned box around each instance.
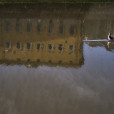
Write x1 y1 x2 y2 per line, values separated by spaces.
0 18 84 67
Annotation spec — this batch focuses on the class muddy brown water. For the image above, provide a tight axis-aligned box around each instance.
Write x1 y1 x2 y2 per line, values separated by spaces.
0 3 114 114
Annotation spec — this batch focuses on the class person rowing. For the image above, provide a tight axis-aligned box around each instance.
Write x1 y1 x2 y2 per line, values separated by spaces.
108 33 114 40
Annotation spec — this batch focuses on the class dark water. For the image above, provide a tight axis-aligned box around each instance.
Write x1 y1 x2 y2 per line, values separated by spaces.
0 3 114 114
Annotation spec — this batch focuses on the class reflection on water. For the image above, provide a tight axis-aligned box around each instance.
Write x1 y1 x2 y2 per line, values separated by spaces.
0 3 114 114
84 19 114 51
0 18 84 67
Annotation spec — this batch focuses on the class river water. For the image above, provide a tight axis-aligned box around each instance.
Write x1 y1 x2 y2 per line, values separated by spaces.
0 3 114 114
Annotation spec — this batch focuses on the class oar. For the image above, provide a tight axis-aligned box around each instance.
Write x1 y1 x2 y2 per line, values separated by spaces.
83 39 114 42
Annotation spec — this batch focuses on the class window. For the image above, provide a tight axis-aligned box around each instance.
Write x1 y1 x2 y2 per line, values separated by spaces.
48 60 52 63
59 26 64 34
37 24 42 33
37 59 40 62
69 61 72 64
69 45 75 52
48 44 52 50
15 23 21 32
48 19 53 34
58 60 62 64
27 23 32 32
17 58 21 62
27 59 31 62
58 44 63 52
69 26 75 35
48 26 53 34
5 42 11 49
26 43 32 50
16 42 22 49
59 21 64 34
36 43 43 51
4 21 11 32
36 43 40 50
47 44 54 52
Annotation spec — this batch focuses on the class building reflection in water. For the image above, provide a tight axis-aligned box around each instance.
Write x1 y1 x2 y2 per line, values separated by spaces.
0 18 84 68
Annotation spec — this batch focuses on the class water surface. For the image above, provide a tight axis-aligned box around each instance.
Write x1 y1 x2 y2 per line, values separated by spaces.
0 3 114 114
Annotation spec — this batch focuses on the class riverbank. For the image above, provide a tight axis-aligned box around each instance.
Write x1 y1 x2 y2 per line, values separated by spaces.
0 3 114 19
0 0 113 4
